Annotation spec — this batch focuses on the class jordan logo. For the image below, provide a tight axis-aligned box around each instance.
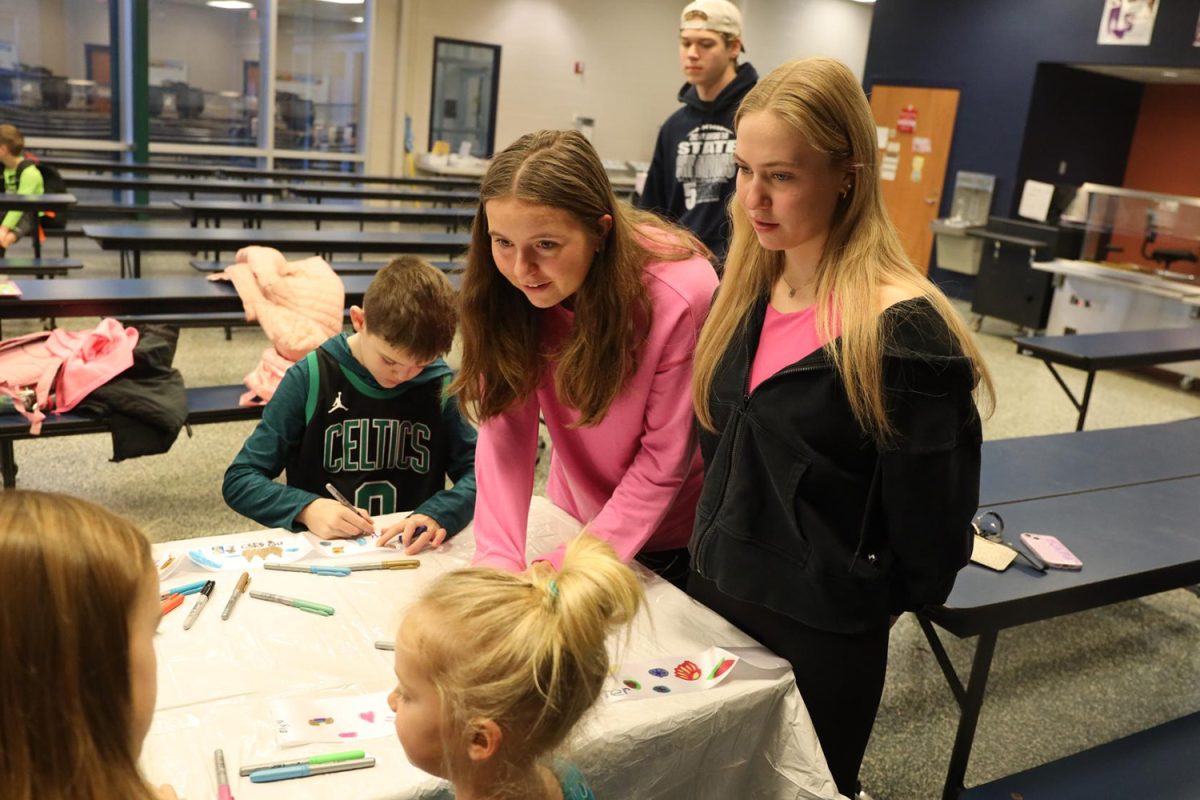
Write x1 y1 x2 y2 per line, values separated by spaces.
328 392 349 413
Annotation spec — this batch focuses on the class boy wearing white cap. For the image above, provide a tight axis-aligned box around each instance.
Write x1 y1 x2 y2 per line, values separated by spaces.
638 0 757 269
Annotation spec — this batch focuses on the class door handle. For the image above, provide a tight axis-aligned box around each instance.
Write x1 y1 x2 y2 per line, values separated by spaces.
924 196 939 205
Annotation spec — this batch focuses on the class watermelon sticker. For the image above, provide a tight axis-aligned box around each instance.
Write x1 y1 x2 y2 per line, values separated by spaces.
708 658 736 680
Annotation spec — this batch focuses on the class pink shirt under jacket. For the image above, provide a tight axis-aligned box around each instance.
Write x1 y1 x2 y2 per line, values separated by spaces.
472 253 719 571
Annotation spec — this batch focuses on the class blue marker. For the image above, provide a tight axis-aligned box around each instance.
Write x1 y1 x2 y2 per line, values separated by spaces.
263 564 351 577
249 756 376 783
161 580 207 599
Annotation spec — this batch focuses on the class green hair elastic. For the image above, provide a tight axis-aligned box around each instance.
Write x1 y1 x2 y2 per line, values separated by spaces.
548 580 560 600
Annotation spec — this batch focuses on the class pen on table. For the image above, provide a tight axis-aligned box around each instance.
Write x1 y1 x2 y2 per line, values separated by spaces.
161 593 184 616
160 580 206 599
324 482 373 525
238 749 367 777
182 580 215 630
374 641 395 651
264 563 351 577
215 748 234 800
249 589 335 616
249 756 377 783
346 559 421 571
221 571 251 620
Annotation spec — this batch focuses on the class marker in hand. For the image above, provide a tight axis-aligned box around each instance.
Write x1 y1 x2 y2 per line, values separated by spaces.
325 483 373 526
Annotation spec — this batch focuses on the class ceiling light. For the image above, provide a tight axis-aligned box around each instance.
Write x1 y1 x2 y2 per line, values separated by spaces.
351 16 364 23
316 0 365 4
847 0 876 3
206 0 253 8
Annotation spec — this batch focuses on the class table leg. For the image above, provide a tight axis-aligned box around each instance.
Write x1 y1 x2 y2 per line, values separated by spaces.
1076 371 1097 432
917 616 999 800
1 439 17 488
134 251 141 279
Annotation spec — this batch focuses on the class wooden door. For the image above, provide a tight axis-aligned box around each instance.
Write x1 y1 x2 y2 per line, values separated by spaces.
86 45 111 112
868 85 959 274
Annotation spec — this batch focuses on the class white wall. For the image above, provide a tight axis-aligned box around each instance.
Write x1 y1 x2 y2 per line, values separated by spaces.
741 0 874 80
398 0 685 163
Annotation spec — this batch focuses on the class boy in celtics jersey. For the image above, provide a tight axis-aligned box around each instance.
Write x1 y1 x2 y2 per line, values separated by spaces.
223 257 476 554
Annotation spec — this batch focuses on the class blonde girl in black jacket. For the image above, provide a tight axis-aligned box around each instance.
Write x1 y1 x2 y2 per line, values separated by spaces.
688 57 994 797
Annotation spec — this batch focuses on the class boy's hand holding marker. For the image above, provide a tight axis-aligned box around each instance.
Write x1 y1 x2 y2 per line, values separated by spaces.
297 484 376 540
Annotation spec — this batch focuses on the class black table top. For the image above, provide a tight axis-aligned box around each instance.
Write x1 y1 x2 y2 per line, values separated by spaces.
0 193 77 210
1015 328 1200 370
0 275 375 319
45 157 478 187
979 418 1200 507
291 185 480 203
82 224 470 255
927 475 1200 637
173 200 476 224
64 174 288 196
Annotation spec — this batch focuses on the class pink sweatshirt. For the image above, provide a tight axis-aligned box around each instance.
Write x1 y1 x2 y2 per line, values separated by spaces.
472 253 719 571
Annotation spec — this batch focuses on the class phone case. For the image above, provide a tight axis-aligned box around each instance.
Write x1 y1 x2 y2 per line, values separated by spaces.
1019 533 1082 570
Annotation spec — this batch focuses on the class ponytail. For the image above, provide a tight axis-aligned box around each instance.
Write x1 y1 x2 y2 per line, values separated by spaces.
407 534 643 793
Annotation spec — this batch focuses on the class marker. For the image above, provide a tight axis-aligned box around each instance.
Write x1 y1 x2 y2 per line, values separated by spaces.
215 748 234 800
249 756 376 783
249 590 335 616
182 580 215 630
161 580 206 599
161 593 184 616
374 641 395 651
238 749 367 777
264 563 351 577
221 572 250 620
324 482 374 525
346 560 421 571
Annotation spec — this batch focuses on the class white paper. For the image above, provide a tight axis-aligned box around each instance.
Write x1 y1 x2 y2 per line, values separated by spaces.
187 533 313 571
912 136 932 154
876 126 889 149
155 551 183 583
272 691 396 747
1018 179 1055 222
303 530 403 558
603 647 740 703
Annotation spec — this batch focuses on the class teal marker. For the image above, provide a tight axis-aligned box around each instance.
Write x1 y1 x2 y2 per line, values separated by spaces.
238 750 366 777
160 580 206 599
249 756 376 782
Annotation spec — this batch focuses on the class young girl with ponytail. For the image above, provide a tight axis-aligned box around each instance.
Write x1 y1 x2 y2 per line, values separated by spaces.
387 534 643 799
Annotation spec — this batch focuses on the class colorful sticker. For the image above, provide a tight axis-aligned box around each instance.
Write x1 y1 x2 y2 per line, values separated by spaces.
708 658 736 680
648 668 668 678
623 679 641 690
308 717 335 726
673 660 701 681
653 685 671 694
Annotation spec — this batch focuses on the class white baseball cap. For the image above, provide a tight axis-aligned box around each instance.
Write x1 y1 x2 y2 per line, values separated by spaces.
680 0 743 39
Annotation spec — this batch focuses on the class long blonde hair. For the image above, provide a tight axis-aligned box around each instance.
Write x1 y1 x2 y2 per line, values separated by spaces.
693 57 993 441
0 491 160 800
403 534 643 798
451 129 708 426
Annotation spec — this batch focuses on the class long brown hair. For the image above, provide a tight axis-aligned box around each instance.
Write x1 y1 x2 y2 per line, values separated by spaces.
451 129 708 426
693 57 993 440
0 491 160 800
404 534 643 799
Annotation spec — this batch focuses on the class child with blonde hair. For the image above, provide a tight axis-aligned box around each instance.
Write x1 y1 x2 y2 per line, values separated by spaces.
0 490 177 800
388 534 644 799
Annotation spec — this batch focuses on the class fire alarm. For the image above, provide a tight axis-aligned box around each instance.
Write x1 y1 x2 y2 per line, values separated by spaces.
574 61 584 75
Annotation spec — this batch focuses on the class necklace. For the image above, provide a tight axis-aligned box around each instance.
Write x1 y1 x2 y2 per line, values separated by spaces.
780 274 798 299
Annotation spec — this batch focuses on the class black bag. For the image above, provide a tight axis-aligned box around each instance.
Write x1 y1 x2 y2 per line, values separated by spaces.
12 156 67 229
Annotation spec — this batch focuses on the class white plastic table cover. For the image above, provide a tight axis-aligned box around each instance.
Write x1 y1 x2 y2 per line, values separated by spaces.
141 497 842 800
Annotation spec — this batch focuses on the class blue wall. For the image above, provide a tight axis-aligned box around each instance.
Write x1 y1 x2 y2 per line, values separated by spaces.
862 0 1200 295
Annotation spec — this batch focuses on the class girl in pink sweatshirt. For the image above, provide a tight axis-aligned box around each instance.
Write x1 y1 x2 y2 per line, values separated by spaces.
452 130 719 586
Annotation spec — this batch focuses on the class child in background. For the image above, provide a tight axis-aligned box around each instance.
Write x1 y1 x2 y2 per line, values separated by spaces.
0 124 44 254
0 490 177 800
388 535 643 799
224 256 477 554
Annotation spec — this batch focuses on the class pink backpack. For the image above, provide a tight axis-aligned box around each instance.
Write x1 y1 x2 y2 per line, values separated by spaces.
0 319 139 434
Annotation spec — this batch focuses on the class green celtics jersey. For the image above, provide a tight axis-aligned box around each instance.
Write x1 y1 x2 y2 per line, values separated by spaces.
286 347 448 516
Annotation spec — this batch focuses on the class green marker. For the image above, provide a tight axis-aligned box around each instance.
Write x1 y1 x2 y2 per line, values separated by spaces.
238 750 367 777
249 590 335 616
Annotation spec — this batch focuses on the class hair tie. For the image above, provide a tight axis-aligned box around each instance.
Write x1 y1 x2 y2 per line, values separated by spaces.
548 579 560 603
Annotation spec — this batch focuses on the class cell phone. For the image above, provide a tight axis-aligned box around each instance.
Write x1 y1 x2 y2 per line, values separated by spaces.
1019 533 1082 570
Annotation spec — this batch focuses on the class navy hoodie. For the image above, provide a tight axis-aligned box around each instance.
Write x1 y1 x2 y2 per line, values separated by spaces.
638 63 758 267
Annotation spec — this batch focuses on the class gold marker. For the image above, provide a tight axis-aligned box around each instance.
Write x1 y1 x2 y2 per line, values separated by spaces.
221 572 250 620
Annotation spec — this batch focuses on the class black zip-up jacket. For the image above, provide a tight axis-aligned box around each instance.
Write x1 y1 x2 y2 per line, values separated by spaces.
690 296 981 634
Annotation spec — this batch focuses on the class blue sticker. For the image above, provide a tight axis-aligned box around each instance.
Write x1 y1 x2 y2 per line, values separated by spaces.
653 685 671 693
648 668 668 678
187 549 223 570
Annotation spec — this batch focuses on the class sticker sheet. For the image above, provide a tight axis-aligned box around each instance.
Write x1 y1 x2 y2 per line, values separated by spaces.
187 535 313 571
303 530 401 558
155 551 183 582
271 691 396 747
603 647 740 703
